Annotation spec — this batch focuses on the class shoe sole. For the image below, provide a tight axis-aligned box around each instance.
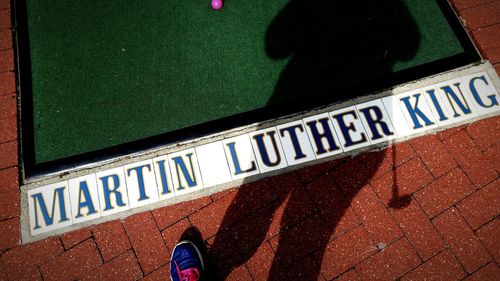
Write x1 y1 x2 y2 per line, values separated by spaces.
170 240 205 281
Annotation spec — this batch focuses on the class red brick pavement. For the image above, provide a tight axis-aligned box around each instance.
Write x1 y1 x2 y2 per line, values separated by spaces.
0 1 499 280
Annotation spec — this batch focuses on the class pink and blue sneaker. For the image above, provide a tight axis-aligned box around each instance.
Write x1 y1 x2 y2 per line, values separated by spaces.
170 241 204 281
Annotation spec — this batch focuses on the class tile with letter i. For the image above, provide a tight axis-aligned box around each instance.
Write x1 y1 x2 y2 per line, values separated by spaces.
303 112 343 159
96 167 130 217
460 72 500 116
124 159 160 209
222 134 260 180
169 148 204 196
69 175 101 224
28 182 73 235
330 106 371 152
249 127 288 173
356 100 397 144
153 155 176 200
276 120 316 166
196 141 232 187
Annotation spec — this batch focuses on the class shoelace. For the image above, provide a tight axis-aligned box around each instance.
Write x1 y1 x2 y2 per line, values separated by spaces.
174 260 201 281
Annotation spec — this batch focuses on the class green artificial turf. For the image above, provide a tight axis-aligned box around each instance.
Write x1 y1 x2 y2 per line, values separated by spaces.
26 0 466 164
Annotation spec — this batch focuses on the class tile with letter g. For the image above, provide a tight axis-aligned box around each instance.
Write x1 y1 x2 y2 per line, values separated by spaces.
96 167 130 217
69 174 101 224
28 181 73 236
356 99 397 144
222 134 260 181
460 72 500 116
168 148 204 196
249 127 288 173
276 120 316 166
124 159 160 209
196 141 232 187
330 106 371 152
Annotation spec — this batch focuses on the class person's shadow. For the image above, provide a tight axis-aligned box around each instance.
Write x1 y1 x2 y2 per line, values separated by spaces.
183 0 420 279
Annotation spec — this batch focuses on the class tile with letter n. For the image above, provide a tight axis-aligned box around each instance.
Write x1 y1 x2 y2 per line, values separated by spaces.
168 148 204 196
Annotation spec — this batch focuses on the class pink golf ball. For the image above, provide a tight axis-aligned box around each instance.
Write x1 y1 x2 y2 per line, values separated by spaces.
211 0 223 10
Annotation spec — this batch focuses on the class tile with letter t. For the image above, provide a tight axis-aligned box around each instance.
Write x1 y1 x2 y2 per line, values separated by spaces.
356 100 397 144
330 106 371 152
460 72 500 116
96 167 130 217
222 134 260 180
396 89 439 134
276 120 316 166
381 95 414 137
124 159 160 209
28 182 73 236
152 155 176 201
249 127 288 173
196 141 232 187
168 148 204 196
68 174 101 224
303 112 343 159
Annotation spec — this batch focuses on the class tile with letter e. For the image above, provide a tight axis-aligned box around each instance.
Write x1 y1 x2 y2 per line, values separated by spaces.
276 120 316 166
196 141 232 187
460 72 500 116
96 167 130 217
396 89 439 134
168 148 204 196
152 155 176 200
124 159 160 209
382 95 414 137
222 134 260 180
303 112 343 159
28 181 73 235
356 100 397 144
68 174 101 224
330 106 371 152
249 127 288 173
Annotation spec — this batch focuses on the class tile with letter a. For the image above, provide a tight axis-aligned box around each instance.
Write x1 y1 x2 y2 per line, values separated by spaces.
96 167 130 217
330 106 371 152
303 112 343 159
69 174 101 224
124 159 160 209
397 89 438 134
249 127 288 173
196 141 232 187
153 155 176 200
169 148 204 196
28 182 73 235
222 134 260 180
460 72 500 116
429 79 478 126
356 100 397 144
382 95 414 137
276 120 316 166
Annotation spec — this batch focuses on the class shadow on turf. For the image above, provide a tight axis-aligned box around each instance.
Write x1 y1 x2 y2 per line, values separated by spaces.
180 0 420 280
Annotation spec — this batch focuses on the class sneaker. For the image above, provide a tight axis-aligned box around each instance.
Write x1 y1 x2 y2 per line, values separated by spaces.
170 240 204 281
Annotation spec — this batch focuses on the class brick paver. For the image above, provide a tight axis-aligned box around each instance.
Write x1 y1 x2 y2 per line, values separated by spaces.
80 250 143 281
463 262 500 281
457 179 499 229
475 219 500 264
92 220 131 262
410 134 458 178
60 228 92 250
400 250 466 281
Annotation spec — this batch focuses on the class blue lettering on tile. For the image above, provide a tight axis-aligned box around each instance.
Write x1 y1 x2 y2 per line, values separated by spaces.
306 118 340 155
31 187 69 230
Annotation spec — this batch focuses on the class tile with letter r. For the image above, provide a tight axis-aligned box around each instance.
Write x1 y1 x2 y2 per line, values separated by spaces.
276 120 316 166
330 106 371 152
28 182 73 236
96 167 130 217
196 141 232 187
168 148 204 196
382 95 414 137
222 134 260 180
303 112 343 158
461 71 500 116
124 159 160 209
68 174 101 224
249 127 288 173
356 99 398 144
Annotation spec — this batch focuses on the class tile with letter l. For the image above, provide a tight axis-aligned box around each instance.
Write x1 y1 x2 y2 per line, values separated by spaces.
152 155 176 201
397 89 439 134
169 148 204 196
96 167 130 217
196 141 232 187
382 95 414 137
222 134 260 180
124 159 160 209
428 79 478 126
356 99 397 144
28 181 73 236
303 112 343 159
249 127 288 173
460 72 500 116
276 120 316 166
330 106 371 152
68 174 101 224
